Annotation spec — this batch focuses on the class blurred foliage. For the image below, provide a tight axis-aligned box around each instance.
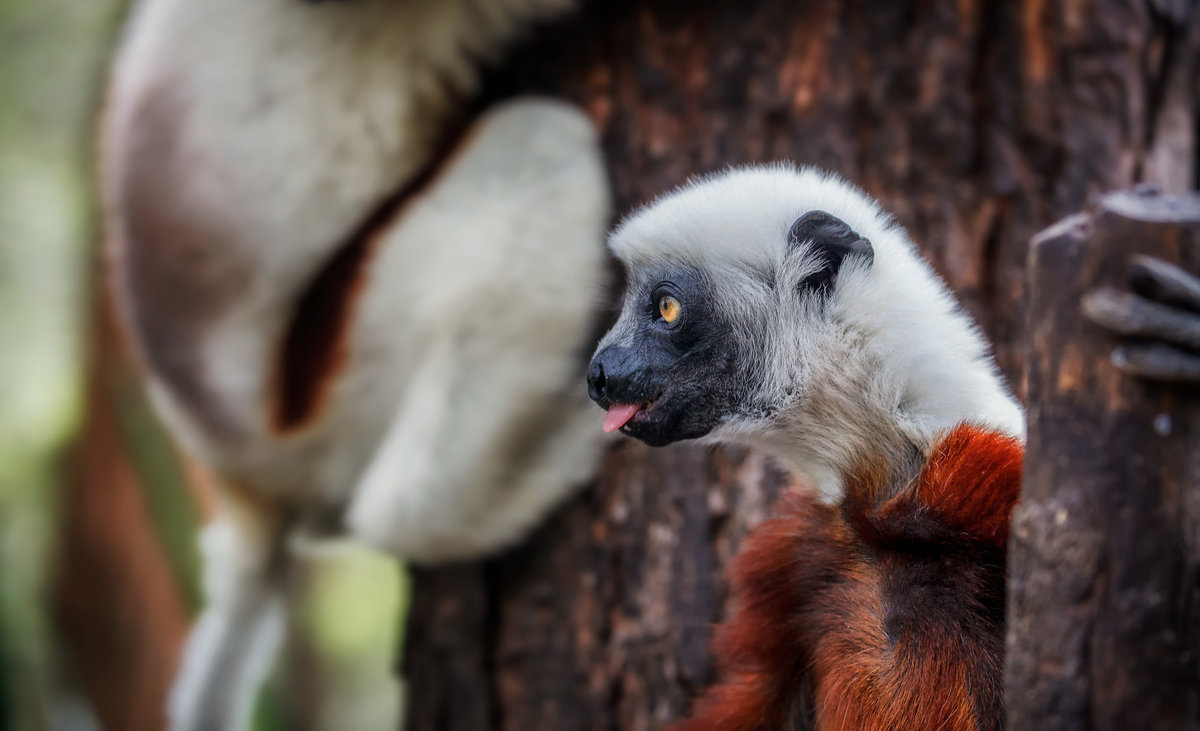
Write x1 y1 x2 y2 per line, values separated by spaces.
0 2 406 729
107 369 204 610
0 0 125 728
296 545 405 731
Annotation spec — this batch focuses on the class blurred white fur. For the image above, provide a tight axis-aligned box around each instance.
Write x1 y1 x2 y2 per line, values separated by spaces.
102 1 608 729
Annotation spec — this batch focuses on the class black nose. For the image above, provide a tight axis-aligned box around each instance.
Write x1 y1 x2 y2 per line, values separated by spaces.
588 346 657 409
587 354 609 404
588 346 635 405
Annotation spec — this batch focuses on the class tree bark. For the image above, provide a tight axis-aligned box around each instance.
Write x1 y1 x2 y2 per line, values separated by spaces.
405 1 1200 728
1008 190 1200 730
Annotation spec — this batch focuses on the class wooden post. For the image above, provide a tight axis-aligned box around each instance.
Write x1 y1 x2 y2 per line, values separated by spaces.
1008 189 1200 730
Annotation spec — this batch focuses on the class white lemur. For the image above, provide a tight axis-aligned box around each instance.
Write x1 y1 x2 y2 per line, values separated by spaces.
101 0 609 729
588 165 1200 730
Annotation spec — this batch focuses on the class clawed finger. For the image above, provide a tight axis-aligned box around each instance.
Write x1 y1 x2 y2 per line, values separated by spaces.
1111 343 1200 383
1128 255 1200 314
1082 287 1200 352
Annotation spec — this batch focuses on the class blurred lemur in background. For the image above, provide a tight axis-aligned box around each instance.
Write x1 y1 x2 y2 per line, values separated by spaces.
102 0 611 729
588 165 1200 730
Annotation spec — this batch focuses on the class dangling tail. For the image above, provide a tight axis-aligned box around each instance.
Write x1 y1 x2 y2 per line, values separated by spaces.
169 513 289 731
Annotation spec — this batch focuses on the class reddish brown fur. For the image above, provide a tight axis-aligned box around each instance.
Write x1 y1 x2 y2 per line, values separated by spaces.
674 424 1023 731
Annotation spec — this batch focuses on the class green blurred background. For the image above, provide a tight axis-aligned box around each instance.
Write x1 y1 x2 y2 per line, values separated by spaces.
0 2 406 729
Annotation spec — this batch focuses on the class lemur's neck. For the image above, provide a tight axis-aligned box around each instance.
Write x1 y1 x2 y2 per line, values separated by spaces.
759 255 1024 502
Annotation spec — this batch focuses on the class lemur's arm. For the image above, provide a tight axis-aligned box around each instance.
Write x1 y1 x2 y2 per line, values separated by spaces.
1084 256 1200 382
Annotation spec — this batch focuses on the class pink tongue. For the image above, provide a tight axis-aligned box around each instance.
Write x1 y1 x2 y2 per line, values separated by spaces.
603 403 642 433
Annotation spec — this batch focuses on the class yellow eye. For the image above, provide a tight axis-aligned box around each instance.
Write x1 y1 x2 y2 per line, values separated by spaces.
658 295 681 323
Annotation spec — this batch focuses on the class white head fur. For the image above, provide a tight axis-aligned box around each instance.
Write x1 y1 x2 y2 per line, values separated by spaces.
598 164 1024 500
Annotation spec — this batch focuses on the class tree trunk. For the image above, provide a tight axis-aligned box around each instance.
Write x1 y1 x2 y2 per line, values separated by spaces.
405 1 1199 728
1008 190 1200 730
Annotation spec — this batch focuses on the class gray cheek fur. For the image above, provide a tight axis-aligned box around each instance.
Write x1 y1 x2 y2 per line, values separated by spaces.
708 259 832 420
720 258 919 479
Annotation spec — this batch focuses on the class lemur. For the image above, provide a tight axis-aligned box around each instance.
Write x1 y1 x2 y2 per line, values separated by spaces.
102 0 609 729
587 165 1200 730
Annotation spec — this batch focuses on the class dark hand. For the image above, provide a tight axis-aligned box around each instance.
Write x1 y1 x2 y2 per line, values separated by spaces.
1083 255 1200 382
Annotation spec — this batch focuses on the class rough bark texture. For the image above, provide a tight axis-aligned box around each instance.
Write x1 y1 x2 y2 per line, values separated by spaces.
1008 190 1200 730
406 1 1200 729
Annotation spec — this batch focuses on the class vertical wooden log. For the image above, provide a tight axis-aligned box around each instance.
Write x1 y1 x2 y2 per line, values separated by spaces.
1008 189 1200 729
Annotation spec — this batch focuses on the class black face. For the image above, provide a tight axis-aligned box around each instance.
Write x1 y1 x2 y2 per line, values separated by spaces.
587 267 745 446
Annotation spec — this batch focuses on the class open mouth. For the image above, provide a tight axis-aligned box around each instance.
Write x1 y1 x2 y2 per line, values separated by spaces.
602 398 658 434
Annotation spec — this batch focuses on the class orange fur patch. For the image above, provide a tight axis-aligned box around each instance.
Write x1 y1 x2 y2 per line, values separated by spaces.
674 424 1023 731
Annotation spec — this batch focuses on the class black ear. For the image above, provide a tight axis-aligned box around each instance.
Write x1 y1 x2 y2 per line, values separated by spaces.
788 210 873 294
